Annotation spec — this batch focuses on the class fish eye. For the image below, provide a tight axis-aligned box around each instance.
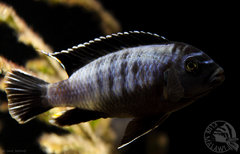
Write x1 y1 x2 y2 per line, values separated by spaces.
184 58 199 73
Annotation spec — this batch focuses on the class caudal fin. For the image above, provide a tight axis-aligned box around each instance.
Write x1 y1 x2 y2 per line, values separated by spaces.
5 69 52 124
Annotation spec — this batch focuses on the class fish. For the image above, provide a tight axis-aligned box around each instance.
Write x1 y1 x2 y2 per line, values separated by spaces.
4 31 225 149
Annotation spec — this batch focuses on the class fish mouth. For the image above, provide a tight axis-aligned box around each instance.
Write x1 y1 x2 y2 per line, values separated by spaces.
209 67 225 87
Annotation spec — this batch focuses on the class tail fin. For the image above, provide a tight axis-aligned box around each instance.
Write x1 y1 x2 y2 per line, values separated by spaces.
5 69 52 124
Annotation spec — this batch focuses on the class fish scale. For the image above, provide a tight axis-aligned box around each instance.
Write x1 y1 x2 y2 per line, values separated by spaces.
86 46 168 114
48 45 167 115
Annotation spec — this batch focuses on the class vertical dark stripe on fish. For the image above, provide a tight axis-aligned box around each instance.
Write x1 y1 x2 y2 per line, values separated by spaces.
105 51 130 111
95 61 102 91
99 53 116 112
109 54 117 92
120 60 128 102
131 61 139 75
132 60 141 92
95 59 103 105
92 58 105 110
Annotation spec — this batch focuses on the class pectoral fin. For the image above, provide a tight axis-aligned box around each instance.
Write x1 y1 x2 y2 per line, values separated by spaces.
50 108 108 126
118 113 170 149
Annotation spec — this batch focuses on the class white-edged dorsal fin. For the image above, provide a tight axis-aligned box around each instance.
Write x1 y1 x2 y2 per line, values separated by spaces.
48 31 169 76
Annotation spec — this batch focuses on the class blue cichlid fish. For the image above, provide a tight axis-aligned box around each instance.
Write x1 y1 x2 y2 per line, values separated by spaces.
4 31 225 148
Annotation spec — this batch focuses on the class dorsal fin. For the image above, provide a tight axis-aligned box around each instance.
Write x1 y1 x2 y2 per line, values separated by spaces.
44 31 169 76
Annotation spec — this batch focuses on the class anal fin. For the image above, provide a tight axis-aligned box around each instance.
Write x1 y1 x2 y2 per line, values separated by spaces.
51 108 108 126
118 113 170 149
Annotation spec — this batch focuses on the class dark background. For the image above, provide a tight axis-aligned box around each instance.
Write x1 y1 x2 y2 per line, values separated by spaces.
0 0 239 154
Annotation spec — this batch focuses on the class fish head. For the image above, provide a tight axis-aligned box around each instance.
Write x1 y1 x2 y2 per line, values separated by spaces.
171 43 225 99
